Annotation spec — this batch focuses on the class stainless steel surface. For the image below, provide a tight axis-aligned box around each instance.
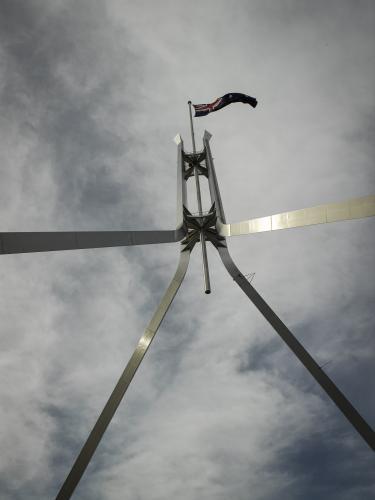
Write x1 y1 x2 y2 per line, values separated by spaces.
55 249 191 500
217 244 375 451
218 195 375 237
195 161 211 293
200 230 211 294
188 104 211 293
203 130 226 223
0 229 185 255
174 134 187 229
194 168 204 215
188 101 197 154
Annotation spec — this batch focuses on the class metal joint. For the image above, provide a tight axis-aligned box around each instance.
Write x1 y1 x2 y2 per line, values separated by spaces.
181 204 226 252
182 150 208 179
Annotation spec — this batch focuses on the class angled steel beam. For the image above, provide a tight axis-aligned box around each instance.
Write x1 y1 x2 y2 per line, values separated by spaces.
0 229 185 255
204 130 374 450
55 248 190 500
217 244 375 451
217 195 375 237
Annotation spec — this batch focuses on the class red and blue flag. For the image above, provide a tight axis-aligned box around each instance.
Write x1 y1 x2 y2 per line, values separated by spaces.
193 93 257 117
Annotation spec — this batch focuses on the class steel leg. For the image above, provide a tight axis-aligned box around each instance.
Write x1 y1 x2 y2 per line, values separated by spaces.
55 249 191 499
217 245 375 451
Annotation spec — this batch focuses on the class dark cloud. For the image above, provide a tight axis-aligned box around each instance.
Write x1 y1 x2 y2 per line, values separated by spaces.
275 434 375 500
0 0 154 230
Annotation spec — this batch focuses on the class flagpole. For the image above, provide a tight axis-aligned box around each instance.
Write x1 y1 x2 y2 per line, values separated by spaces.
188 101 211 294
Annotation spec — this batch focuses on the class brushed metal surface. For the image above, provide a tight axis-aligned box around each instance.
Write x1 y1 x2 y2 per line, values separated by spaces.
193 161 211 293
218 195 375 237
175 134 187 229
217 244 375 451
188 110 211 294
55 249 190 500
200 230 211 294
203 130 226 223
0 229 185 254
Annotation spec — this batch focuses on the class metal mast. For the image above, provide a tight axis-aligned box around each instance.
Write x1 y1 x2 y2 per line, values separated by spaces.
188 100 211 294
1 125 374 499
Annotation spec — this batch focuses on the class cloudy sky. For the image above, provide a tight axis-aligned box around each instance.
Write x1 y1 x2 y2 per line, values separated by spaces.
0 1 374 499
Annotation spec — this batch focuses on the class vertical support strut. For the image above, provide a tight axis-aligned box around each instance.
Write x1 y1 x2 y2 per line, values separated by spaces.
188 101 211 294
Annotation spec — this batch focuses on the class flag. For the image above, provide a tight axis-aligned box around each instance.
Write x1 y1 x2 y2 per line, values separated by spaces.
193 93 257 117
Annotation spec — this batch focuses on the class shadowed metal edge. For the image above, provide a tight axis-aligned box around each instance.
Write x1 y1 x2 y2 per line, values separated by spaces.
0 229 185 254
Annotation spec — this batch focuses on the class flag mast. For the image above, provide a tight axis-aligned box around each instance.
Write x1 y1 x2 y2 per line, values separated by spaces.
188 100 211 294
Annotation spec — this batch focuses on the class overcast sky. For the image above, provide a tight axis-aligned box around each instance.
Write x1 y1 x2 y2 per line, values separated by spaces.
0 1 374 499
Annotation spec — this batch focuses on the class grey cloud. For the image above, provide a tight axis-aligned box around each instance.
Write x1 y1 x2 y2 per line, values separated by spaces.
0 0 154 231
273 434 375 500
0 1 374 499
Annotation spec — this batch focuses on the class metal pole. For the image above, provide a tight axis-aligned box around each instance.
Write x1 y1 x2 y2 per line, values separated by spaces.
188 101 197 154
188 101 211 294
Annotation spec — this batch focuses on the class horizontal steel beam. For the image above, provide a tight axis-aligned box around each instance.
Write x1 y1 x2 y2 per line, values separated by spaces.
218 195 375 237
0 228 185 254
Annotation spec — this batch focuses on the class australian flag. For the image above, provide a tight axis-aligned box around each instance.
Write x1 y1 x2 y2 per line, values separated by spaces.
193 93 257 117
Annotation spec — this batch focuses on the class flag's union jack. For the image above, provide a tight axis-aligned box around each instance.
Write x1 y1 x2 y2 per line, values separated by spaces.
193 97 224 115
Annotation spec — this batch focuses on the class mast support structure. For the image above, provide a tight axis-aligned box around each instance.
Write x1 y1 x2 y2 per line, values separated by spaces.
1 128 374 500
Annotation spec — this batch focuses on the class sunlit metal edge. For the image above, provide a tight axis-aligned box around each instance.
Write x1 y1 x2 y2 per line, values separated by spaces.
218 195 375 237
